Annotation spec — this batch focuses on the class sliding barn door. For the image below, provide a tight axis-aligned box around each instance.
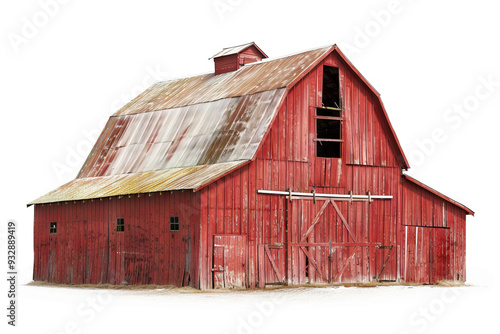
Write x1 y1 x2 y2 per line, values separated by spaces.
288 198 372 284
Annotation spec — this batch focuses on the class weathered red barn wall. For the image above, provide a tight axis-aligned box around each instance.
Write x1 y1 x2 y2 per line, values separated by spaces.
198 51 409 289
33 191 200 286
401 179 467 283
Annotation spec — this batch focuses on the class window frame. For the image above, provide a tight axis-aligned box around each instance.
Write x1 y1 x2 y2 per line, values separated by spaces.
169 216 179 232
49 222 57 234
116 218 125 232
315 65 343 158
315 107 343 158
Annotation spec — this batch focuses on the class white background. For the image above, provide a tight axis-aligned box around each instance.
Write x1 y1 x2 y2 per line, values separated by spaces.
1 0 499 333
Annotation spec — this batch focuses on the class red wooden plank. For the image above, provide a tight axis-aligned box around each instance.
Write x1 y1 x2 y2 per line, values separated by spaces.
360 91 367 165
216 179 225 234
207 185 217 289
285 94 293 161
301 74 309 163
352 80 360 164
316 64 324 108
278 103 286 161
293 81 301 162
366 97 374 165
271 113 279 162
247 164 255 286
241 165 249 236
263 160 272 245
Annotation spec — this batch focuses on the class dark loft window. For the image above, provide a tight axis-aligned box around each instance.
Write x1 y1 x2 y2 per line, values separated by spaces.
49 222 57 234
322 66 341 108
316 108 342 158
317 65 342 158
170 216 179 231
116 218 125 232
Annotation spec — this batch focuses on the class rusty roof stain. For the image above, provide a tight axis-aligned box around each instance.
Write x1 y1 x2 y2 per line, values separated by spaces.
29 161 247 205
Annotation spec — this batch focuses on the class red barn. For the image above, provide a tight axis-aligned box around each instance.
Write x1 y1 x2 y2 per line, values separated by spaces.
29 43 473 289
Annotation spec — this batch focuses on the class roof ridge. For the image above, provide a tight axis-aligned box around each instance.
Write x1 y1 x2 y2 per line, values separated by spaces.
148 44 334 86
244 44 334 66
221 41 254 50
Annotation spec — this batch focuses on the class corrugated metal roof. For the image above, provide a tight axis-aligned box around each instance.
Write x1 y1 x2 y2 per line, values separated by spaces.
29 161 247 205
78 89 285 178
210 42 268 59
114 46 332 116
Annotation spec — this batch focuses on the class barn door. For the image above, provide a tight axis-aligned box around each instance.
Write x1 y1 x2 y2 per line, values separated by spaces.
48 222 57 283
258 195 287 286
212 235 248 289
403 226 451 284
289 198 371 284
108 218 125 285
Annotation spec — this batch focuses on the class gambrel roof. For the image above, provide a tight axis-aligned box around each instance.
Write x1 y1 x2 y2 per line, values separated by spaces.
29 45 409 205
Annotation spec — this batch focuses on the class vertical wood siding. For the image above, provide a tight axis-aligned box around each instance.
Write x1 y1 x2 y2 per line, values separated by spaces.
197 50 468 288
401 179 467 283
33 191 200 286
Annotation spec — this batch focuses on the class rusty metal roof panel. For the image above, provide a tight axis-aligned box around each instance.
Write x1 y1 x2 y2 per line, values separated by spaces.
29 161 246 205
114 46 332 116
78 89 285 178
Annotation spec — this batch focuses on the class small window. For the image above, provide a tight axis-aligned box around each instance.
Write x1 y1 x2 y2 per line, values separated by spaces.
322 66 341 109
170 216 179 231
116 218 125 232
49 222 57 234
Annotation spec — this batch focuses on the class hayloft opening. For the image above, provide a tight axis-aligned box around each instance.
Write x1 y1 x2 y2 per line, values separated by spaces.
170 216 179 231
116 218 125 232
322 66 341 108
316 109 342 158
